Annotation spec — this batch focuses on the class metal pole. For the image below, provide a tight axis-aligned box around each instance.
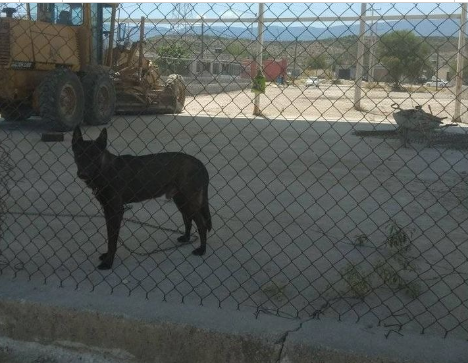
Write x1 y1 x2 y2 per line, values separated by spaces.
454 3 467 123
369 4 380 83
453 3 466 122
354 3 367 110
201 17 205 61
253 3 264 116
107 4 117 68
292 39 298 85
138 16 145 80
436 50 439 91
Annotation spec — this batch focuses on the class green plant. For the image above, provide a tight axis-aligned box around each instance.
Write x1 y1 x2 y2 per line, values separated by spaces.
386 221 411 252
156 42 190 75
225 40 252 59
341 263 372 299
377 30 431 89
306 54 329 70
261 281 287 302
354 234 369 246
340 220 421 300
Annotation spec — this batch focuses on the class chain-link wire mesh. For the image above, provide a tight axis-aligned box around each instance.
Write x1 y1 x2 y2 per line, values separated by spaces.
0 144 11 247
0 2 467 340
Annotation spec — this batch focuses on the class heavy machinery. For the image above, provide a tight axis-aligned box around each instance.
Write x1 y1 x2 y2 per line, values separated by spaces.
0 3 186 130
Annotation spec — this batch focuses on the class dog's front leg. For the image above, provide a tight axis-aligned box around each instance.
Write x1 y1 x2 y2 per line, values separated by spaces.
99 203 124 270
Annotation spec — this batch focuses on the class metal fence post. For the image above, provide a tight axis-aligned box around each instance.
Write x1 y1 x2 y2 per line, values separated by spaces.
138 16 145 80
368 4 380 83
453 3 467 123
253 2 265 116
354 3 367 110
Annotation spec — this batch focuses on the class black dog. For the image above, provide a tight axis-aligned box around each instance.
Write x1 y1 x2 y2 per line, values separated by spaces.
72 127 212 270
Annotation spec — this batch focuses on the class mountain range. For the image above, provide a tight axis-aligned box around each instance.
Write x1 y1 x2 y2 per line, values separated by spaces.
133 18 462 42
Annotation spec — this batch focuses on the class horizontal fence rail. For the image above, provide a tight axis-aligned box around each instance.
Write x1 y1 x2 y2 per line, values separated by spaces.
118 13 463 25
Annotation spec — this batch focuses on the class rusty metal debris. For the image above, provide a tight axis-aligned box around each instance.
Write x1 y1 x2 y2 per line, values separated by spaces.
391 103 457 147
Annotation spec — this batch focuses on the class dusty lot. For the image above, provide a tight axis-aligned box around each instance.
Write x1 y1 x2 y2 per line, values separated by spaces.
185 82 468 124
0 91 467 340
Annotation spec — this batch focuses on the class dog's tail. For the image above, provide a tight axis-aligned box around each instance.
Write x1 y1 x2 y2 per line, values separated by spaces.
203 181 212 232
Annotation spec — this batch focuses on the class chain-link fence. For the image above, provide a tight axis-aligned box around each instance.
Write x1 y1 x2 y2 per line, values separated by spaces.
0 3 467 340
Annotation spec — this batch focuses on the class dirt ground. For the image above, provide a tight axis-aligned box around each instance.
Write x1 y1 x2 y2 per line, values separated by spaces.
184 81 468 124
0 85 467 341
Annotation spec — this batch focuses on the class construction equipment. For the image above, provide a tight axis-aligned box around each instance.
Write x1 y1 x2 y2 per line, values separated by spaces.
0 3 185 130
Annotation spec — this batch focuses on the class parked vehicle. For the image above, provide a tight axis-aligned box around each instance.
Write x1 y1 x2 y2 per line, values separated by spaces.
305 77 321 87
425 79 448 88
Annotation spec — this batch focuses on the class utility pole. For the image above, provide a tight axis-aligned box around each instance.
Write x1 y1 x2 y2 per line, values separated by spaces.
354 3 367 110
197 15 204 75
201 16 205 61
453 3 467 122
368 4 380 83
292 38 298 85
253 3 264 116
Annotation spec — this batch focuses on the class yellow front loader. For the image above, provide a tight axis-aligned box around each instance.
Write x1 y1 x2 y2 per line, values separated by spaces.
0 3 185 130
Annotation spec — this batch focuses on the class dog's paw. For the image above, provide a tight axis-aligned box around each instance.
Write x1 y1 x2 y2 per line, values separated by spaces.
99 253 108 261
192 247 206 256
177 235 191 243
97 261 112 270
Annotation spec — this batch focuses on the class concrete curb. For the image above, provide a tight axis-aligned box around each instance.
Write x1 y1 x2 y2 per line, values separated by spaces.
0 279 466 363
0 336 135 363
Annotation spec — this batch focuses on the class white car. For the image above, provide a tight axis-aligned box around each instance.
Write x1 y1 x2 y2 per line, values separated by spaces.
305 77 321 87
425 79 448 88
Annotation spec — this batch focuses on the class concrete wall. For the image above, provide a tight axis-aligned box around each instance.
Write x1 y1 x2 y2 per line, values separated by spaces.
183 77 251 96
162 76 251 96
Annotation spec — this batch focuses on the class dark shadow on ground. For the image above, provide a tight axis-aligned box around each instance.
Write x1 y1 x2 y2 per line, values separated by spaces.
0 117 55 133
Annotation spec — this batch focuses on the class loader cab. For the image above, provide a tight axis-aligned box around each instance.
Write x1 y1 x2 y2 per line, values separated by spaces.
29 2 115 66
34 3 83 25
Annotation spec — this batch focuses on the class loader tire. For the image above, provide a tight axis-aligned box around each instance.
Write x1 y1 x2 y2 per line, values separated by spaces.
166 74 186 113
81 68 116 125
38 68 84 131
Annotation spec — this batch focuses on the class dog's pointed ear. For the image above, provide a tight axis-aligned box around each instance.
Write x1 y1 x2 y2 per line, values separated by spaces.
72 126 83 145
96 128 107 150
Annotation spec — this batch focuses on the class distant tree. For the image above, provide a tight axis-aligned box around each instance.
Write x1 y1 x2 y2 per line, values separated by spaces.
330 54 345 69
306 54 328 70
156 42 190 75
377 31 431 90
225 41 251 59
449 56 468 83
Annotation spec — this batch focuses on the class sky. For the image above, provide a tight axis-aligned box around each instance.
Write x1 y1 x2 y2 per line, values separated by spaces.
2 2 464 29
114 2 465 31
123 3 463 23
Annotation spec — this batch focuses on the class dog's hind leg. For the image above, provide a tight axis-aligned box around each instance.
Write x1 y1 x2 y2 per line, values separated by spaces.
173 194 192 243
99 203 124 270
192 213 207 256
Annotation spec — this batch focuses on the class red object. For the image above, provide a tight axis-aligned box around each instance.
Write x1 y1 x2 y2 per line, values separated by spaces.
242 58 288 81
